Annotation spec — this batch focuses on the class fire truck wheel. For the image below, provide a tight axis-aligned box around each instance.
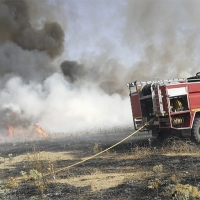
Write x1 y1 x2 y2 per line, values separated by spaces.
191 118 200 143
157 130 181 144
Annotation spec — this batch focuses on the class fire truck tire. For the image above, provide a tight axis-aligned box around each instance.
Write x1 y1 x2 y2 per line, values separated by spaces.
157 130 181 144
191 118 200 143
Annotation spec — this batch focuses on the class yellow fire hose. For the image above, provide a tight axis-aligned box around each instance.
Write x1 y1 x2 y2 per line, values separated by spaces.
44 118 154 177
16 118 154 181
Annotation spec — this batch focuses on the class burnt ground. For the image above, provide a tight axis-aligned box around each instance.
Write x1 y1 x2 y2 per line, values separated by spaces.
0 130 200 199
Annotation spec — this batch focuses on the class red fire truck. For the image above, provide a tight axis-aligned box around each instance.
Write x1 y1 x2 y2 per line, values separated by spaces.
127 72 200 143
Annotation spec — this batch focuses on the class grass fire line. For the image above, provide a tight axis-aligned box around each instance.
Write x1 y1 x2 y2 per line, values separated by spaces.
34 125 49 137
15 118 155 181
7 125 14 137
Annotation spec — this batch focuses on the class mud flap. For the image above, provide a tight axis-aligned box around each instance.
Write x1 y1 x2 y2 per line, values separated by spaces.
157 129 182 144
181 129 191 137
152 129 159 137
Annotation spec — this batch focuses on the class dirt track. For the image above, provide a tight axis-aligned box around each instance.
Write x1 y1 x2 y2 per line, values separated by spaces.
1 129 200 199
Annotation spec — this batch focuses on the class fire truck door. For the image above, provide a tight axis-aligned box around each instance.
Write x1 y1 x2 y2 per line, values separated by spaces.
130 92 142 118
188 83 200 110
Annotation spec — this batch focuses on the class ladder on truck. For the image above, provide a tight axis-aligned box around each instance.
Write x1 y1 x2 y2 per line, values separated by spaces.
151 80 165 116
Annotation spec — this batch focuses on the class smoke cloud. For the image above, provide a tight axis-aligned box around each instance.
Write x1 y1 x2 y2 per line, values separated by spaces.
60 59 126 96
0 0 199 137
123 0 200 79
0 0 64 58
58 0 200 99
60 60 86 83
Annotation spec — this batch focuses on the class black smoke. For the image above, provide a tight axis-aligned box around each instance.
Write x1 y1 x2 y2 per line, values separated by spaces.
60 59 127 96
60 60 86 82
0 0 64 58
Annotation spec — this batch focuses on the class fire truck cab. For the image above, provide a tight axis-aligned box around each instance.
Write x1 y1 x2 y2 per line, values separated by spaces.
127 72 200 143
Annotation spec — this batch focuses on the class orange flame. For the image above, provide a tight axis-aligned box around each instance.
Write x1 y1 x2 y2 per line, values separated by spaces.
34 125 48 137
7 125 13 137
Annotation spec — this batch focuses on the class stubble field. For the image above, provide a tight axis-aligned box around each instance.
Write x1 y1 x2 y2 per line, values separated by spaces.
1 128 200 200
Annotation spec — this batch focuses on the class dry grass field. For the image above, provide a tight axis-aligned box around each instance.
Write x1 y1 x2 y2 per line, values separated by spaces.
1 129 200 200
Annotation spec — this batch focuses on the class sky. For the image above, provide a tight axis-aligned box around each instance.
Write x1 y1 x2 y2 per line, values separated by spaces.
0 0 200 136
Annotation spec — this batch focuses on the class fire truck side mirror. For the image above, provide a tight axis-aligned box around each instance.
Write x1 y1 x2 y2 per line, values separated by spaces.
196 72 200 77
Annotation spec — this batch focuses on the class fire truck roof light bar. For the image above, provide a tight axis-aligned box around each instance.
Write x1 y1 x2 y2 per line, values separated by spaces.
128 77 200 88
127 78 191 88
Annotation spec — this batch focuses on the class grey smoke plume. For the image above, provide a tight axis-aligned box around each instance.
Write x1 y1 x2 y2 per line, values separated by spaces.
0 0 64 58
123 0 200 80
58 0 200 98
60 59 127 96
0 108 31 128
0 0 66 135
1 0 200 136
0 0 132 136
0 0 65 81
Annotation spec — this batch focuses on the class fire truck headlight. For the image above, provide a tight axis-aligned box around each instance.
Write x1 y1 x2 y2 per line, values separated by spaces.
172 117 184 126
